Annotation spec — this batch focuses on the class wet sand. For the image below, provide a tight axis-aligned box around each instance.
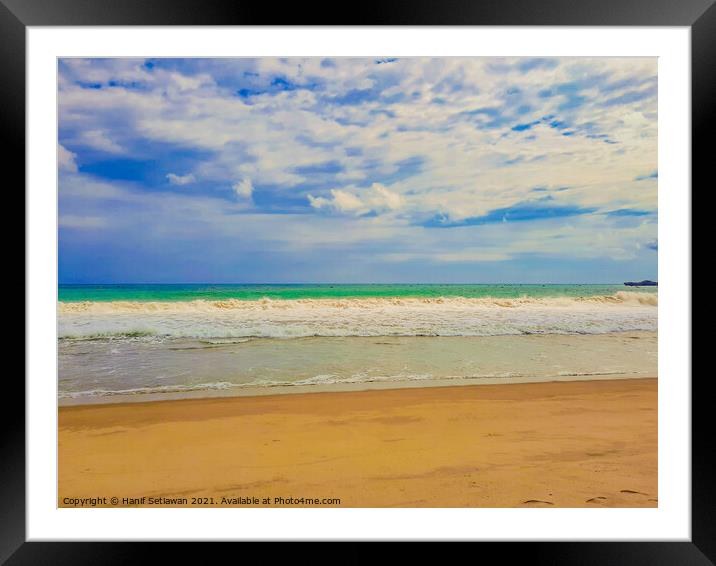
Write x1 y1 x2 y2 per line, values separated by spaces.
58 378 657 508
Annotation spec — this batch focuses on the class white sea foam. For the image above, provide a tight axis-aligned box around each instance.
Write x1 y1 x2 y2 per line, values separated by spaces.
58 381 237 399
58 292 657 314
58 370 637 399
58 293 657 340
57 369 649 400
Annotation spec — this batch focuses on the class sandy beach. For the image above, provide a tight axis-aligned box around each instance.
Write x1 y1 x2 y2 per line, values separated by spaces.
59 377 657 508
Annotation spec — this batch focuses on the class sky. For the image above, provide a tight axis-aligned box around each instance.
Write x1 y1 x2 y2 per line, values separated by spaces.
58 57 657 284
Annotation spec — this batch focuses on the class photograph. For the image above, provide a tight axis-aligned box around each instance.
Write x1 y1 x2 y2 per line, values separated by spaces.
57 56 658 509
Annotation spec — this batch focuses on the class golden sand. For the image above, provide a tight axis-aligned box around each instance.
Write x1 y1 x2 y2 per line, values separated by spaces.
59 378 657 508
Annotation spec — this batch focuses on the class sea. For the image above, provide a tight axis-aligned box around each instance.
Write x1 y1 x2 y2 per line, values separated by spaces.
58 284 658 404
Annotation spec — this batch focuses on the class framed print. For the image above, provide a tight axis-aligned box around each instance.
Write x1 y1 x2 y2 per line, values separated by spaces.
8 0 706 562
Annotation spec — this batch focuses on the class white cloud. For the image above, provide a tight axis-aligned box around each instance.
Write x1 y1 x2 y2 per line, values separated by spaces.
370 183 402 210
58 57 658 272
309 183 402 216
58 144 78 172
166 173 196 186
232 178 254 199
72 60 653 222
59 167 656 269
309 189 366 214
77 129 125 154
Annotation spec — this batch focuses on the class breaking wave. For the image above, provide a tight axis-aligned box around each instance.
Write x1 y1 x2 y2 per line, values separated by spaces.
58 292 657 340
59 292 657 314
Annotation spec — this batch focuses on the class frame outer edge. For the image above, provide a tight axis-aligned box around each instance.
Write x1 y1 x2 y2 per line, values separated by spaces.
0 0 27 565
0 0 714 26
692 2 716 562
8 0 708 561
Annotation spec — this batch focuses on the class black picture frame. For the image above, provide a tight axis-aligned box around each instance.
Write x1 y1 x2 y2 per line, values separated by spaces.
6 0 704 562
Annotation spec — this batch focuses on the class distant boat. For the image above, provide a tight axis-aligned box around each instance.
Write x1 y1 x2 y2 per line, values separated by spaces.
624 280 657 287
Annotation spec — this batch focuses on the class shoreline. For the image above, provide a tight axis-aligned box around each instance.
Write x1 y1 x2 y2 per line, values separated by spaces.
59 371 652 406
58 331 658 406
59 377 658 508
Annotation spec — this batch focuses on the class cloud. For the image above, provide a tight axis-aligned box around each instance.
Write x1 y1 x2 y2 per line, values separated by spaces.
232 178 254 199
166 173 196 185
371 183 402 210
308 190 365 214
308 183 402 216
77 129 125 154
58 166 657 284
58 144 78 172
58 58 657 213
58 57 658 282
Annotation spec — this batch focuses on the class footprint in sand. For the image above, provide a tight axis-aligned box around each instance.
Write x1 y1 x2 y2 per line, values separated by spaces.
522 499 554 506
620 489 648 496
586 496 608 503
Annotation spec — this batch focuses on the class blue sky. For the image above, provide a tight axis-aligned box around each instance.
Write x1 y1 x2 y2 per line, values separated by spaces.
58 57 657 283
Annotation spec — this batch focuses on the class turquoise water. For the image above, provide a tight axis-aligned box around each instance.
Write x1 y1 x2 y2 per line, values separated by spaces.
58 283 656 302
